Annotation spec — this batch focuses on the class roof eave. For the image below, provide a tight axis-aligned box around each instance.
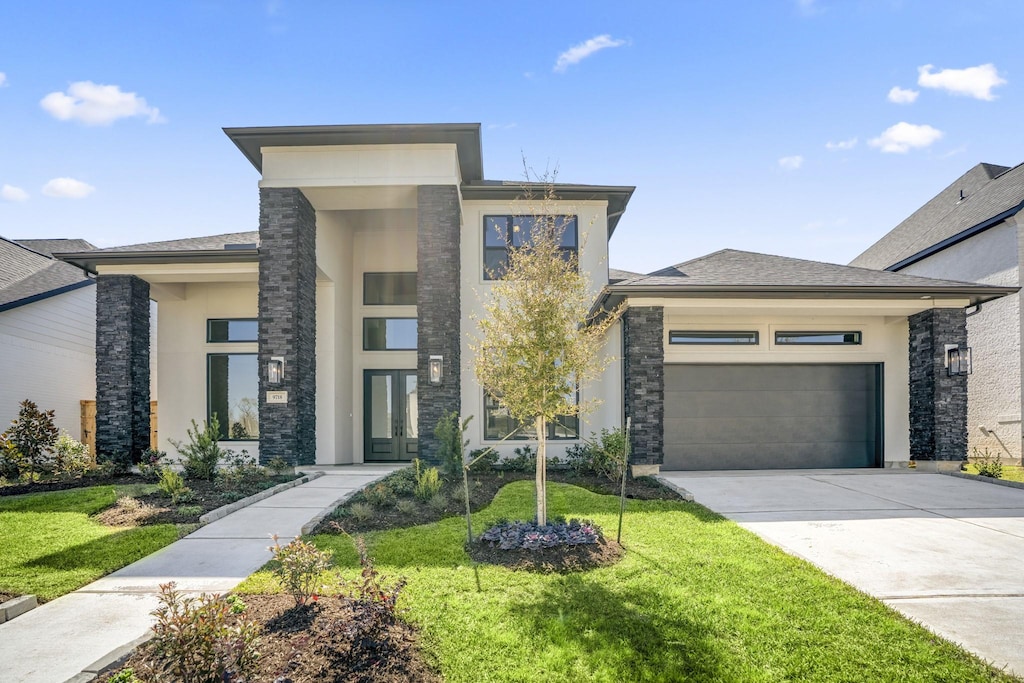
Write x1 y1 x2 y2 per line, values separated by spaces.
604 284 1019 307
460 183 635 238
55 249 260 275
0 279 96 314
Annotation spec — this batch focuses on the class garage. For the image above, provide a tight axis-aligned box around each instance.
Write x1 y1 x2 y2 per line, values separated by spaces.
663 363 882 470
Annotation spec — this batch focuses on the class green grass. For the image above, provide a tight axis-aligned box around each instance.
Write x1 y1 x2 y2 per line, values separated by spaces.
239 481 1015 682
965 462 1024 483
0 485 181 601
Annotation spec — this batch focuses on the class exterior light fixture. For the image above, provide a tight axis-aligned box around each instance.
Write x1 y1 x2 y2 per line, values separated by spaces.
946 346 972 377
268 357 285 385
428 355 443 385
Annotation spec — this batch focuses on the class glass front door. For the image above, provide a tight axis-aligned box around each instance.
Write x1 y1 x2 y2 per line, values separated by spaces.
364 370 418 461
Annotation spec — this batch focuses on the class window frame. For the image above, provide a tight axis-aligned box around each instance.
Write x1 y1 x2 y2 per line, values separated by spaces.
482 391 580 441
668 330 760 345
362 271 417 306
482 214 579 280
362 317 418 351
206 318 258 343
206 352 259 441
774 331 863 346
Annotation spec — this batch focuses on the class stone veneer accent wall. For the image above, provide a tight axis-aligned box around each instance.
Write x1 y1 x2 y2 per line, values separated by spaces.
258 187 317 466
623 306 664 465
95 274 150 468
909 308 968 461
416 185 462 463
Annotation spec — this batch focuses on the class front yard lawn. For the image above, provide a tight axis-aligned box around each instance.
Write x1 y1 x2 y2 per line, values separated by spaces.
964 462 1024 483
0 485 181 601
240 481 1015 682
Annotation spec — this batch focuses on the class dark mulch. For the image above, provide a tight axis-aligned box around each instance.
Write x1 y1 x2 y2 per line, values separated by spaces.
0 473 145 497
319 469 678 535
469 537 624 573
105 594 439 683
124 476 299 525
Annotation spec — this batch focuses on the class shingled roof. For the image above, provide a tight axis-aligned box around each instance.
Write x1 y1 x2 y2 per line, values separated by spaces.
62 231 259 254
0 237 94 311
851 162 1024 271
56 231 260 272
14 238 96 257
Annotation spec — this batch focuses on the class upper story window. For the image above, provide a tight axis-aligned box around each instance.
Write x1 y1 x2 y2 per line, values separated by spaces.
669 331 759 345
483 215 578 280
775 331 862 345
207 319 258 343
364 272 417 306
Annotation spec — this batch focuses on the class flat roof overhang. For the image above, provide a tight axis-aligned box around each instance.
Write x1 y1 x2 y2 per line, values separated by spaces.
54 249 260 275
223 123 485 182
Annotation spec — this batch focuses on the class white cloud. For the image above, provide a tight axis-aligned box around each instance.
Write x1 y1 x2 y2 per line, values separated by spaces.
917 63 1006 101
778 155 804 170
796 0 823 15
887 86 918 104
869 122 943 153
825 137 857 151
554 35 627 73
42 177 95 199
40 81 165 126
0 73 7 87
1 184 28 201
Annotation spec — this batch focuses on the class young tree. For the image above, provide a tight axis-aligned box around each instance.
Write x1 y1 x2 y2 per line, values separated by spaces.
471 184 623 525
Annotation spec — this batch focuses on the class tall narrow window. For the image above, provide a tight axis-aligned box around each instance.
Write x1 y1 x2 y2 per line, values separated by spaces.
207 353 259 440
483 215 578 279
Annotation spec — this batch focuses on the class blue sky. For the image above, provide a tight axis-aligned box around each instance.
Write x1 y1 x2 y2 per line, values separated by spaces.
1 0 1022 273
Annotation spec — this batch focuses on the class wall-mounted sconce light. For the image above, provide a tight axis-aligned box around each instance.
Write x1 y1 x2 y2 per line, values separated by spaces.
946 345 972 377
268 356 285 385
428 355 443 385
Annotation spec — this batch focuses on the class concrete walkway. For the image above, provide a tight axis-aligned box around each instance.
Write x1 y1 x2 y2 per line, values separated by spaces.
0 464 402 683
660 469 1024 677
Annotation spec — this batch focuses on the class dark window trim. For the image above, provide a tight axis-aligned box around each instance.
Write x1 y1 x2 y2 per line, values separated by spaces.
206 352 259 442
775 331 863 346
482 214 579 280
362 317 418 351
206 318 258 343
669 331 760 345
362 271 418 306
482 391 580 441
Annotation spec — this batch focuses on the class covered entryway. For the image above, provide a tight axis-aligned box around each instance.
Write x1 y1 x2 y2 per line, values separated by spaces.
663 363 882 470
363 370 418 461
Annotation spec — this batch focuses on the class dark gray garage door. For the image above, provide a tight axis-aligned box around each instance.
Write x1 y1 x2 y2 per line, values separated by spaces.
663 364 881 470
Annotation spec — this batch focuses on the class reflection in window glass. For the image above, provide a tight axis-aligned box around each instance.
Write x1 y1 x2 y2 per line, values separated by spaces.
363 318 417 350
483 215 578 280
208 354 259 440
669 331 759 345
483 392 578 440
775 331 862 345
207 319 258 343
364 272 417 306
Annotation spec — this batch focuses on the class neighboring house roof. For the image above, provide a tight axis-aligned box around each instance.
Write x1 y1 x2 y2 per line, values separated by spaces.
851 162 1024 271
14 238 96 257
0 237 95 311
57 231 260 273
604 249 1015 305
609 268 642 283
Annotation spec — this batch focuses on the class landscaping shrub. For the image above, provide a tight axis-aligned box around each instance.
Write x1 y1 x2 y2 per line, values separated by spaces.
566 427 627 482
467 447 499 472
342 536 407 643
216 450 263 489
395 499 417 515
169 416 227 481
0 438 26 480
480 518 603 550
973 447 1003 479
265 456 291 476
1 399 58 476
349 501 374 522
53 430 92 477
136 449 166 481
363 482 396 507
384 467 417 496
268 535 333 607
428 492 449 512
501 445 536 472
157 466 193 504
413 458 442 501
148 581 260 682
434 410 472 480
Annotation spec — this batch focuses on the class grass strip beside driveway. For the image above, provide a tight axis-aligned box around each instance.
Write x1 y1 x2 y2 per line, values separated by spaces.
0 485 181 601
239 481 1016 682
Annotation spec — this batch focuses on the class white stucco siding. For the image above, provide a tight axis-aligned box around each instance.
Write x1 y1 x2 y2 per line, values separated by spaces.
0 285 96 438
900 221 1022 463
459 199 621 459
156 282 259 460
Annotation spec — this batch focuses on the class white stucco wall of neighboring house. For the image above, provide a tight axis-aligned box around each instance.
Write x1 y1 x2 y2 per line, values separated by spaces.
156 282 259 461
459 198 623 460
0 285 96 439
900 220 1022 463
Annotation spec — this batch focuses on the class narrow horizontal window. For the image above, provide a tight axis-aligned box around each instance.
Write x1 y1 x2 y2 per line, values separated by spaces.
363 318 417 350
207 353 259 440
669 331 759 345
364 272 417 306
207 319 258 343
775 331 862 345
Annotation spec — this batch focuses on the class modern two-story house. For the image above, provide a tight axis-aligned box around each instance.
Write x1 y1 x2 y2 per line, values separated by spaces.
58 124 1014 473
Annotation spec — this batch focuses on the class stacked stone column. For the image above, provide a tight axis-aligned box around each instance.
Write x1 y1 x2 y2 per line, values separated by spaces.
909 308 968 464
623 306 664 468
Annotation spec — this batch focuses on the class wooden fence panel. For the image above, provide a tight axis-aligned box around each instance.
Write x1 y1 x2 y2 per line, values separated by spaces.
79 400 158 459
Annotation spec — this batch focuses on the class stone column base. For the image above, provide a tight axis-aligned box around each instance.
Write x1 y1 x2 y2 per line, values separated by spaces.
912 460 964 473
631 464 661 477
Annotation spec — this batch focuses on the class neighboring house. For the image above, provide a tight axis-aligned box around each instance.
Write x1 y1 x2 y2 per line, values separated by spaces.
852 163 1024 464
0 237 97 438
57 124 1014 472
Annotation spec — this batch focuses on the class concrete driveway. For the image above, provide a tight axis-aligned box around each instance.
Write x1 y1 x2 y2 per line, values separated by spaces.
659 470 1024 677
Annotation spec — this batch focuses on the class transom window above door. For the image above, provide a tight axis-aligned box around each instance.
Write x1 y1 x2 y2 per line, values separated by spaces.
483 215 578 279
364 272 417 306
363 318 417 350
207 319 258 343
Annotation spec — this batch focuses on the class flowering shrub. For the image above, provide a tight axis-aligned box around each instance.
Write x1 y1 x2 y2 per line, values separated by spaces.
137 449 166 480
480 518 602 551
268 534 333 606
53 430 92 476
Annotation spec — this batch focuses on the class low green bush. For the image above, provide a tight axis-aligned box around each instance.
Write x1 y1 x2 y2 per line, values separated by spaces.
566 427 627 482
350 502 374 522
268 535 333 607
157 467 193 504
973 447 1003 479
413 459 442 501
435 411 472 480
363 482 396 508
169 416 226 481
53 430 92 477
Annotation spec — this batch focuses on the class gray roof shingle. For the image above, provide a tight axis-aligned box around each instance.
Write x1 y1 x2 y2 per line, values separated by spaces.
15 238 96 257
851 162 1024 270
63 231 259 255
609 268 642 283
0 238 93 309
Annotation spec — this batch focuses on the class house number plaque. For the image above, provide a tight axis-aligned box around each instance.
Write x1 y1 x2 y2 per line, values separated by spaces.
267 391 288 404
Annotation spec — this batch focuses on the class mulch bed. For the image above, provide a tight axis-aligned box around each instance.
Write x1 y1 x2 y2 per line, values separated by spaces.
105 594 439 683
320 469 678 535
0 473 145 497
468 537 624 573
122 476 299 525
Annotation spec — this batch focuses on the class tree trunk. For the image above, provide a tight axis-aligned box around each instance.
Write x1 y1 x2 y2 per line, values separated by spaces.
536 415 547 525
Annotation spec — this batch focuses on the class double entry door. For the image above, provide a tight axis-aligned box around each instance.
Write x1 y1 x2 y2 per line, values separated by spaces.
364 370 418 461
